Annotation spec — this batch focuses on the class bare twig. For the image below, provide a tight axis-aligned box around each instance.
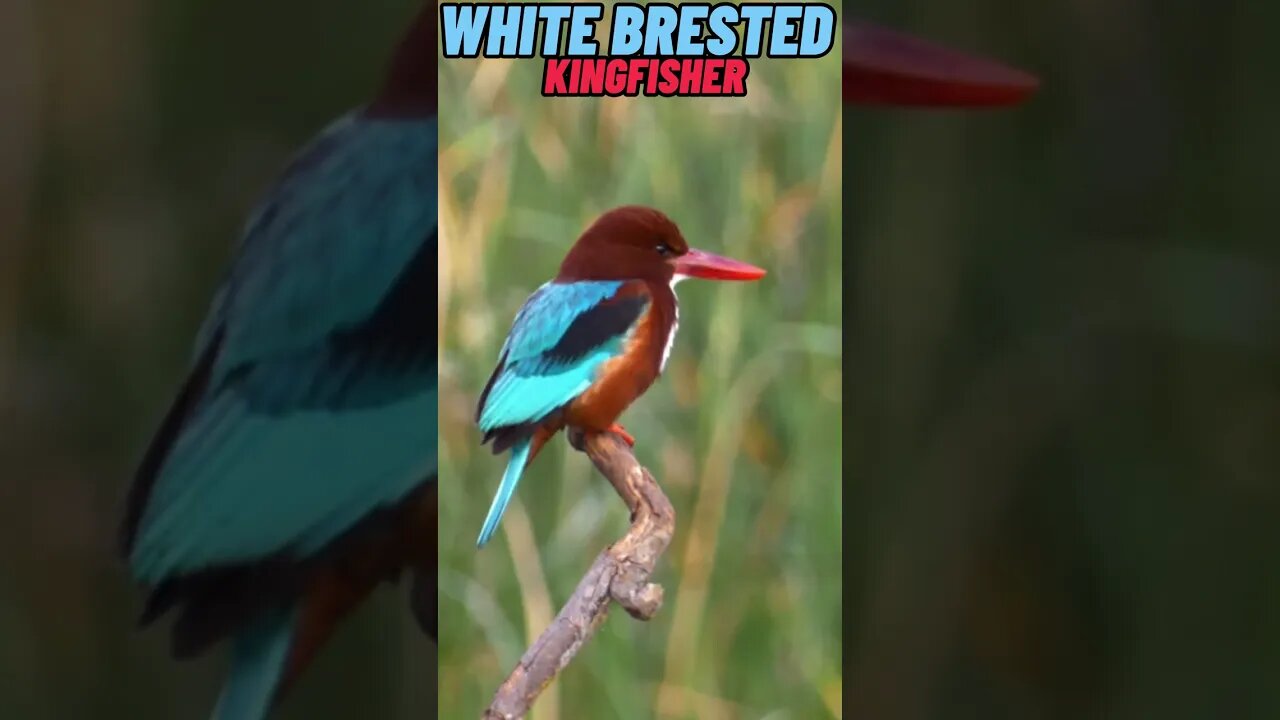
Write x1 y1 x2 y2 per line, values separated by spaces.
483 430 676 720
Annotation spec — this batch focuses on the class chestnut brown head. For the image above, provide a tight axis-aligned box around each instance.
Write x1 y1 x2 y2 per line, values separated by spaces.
558 206 765 285
367 5 437 118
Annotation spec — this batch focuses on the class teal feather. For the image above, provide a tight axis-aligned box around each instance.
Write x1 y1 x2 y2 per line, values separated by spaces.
131 385 436 583
478 345 620 433
478 281 645 433
476 438 532 547
209 606 296 720
498 281 622 361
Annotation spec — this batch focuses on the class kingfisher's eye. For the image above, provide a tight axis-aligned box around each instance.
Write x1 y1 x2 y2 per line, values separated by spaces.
655 243 674 257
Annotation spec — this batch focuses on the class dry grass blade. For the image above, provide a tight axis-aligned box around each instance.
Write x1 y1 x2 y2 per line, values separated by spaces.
483 431 676 720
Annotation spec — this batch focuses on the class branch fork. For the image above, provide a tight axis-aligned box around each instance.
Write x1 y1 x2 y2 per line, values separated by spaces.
483 430 676 719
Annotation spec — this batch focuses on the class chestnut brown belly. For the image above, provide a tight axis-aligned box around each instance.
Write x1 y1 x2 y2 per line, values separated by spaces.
562 297 669 433
565 349 657 430
568 358 650 425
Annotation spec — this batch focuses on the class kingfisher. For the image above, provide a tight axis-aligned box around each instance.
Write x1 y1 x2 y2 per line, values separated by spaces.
474 207 766 546
119 6 436 720
844 21 1038 107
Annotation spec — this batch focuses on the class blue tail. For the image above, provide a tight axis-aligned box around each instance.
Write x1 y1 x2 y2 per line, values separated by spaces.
477 438 532 547
210 606 296 720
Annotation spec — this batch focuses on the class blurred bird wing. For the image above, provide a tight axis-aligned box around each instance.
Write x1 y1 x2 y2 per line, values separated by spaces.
126 113 439 581
129 374 436 583
477 281 650 433
199 113 437 377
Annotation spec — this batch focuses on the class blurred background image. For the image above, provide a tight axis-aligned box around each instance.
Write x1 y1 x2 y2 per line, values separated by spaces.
2 2 435 718
437 9 843 719
849 2 1280 719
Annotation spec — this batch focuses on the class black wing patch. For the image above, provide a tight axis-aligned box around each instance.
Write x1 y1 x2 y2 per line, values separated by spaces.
545 294 648 364
236 231 438 415
329 229 436 369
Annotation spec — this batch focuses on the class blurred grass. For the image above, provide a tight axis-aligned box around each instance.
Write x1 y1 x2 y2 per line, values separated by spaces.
848 3 1280 719
437 12 843 719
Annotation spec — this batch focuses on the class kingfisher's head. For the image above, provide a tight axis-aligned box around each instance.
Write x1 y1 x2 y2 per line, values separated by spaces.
368 5 436 118
845 22 1038 107
558 206 766 285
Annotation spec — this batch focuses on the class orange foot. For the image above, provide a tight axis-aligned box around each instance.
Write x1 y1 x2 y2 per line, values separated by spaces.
608 423 636 447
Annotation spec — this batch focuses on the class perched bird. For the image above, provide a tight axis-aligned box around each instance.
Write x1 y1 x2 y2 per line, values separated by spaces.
120 6 437 720
844 21 1038 107
473 206 766 547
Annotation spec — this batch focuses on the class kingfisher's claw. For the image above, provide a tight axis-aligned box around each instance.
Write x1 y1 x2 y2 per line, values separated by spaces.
608 423 636 447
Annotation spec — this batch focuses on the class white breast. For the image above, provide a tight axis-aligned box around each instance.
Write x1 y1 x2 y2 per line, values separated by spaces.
660 276 684 372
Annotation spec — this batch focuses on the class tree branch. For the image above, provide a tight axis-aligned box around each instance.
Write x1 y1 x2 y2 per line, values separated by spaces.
483 430 676 720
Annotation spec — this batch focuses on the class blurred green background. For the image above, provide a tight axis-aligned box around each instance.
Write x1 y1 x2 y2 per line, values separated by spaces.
2 2 435 718
850 2 1280 719
436 10 843 720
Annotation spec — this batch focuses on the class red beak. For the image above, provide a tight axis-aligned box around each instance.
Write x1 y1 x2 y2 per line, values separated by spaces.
673 248 767 281
844 22 1038 107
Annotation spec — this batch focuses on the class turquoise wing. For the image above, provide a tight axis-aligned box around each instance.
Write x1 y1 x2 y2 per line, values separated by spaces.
477 281 650 442
125 114 437 585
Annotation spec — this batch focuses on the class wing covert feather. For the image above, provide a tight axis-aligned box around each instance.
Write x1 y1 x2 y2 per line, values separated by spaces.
476 281 649 433
201 114 437 379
